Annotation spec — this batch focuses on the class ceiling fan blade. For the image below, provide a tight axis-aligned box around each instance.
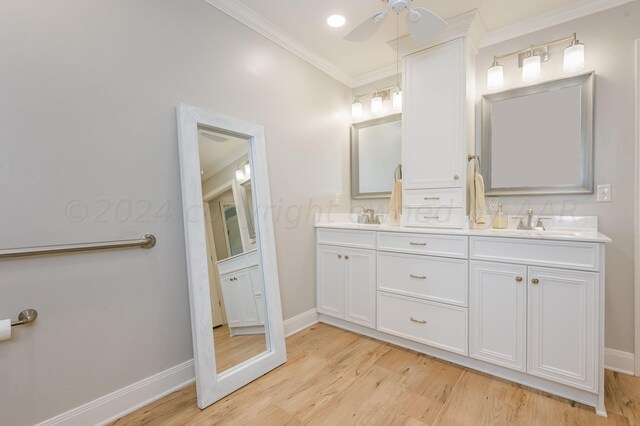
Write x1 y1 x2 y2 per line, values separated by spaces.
344 12 388 42
406 7 447 44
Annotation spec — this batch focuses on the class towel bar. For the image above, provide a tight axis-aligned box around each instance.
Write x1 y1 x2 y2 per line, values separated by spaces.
11 309 38 327
0 234 156 259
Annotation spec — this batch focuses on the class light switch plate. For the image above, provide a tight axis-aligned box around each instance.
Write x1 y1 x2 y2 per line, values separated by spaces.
597 184 612 202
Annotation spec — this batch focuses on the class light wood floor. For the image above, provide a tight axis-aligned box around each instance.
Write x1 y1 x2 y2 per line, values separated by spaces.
113 323 640 425
213 325 266 373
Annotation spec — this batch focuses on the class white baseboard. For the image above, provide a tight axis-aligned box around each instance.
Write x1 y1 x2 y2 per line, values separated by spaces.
37 360 195 426
284 308 319 337
605 348 635 376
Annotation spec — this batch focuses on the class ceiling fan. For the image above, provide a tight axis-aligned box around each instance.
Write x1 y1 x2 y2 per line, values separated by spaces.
344 0 447 43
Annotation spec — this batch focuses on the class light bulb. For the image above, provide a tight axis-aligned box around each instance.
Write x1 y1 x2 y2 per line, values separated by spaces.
326 15 346 28
371 95 383 115
392 89 402 110
244 163 251 179
351 100 363 118
564 43 585 73
487 63 504 90
235 169 245 181
522 55 541 82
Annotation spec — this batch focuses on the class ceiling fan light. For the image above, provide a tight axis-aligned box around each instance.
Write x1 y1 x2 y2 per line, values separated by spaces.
371 95 383 115
564 42 585 73
522 55 541 82
352 100 363 118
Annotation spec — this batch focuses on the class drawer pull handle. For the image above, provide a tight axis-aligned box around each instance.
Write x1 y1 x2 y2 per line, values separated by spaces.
423 216 439 220
424 197 440 201
410 317 427 324
410 274 427 280
531 278 540 284
515 276 523 282
409 242 426 246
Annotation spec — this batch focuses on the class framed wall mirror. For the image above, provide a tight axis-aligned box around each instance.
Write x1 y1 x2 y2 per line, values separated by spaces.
481 72 594 196
177 104 286 409
351 114 402 199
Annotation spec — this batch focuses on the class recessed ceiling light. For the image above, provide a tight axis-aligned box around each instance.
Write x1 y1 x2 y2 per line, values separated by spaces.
327 15 346 28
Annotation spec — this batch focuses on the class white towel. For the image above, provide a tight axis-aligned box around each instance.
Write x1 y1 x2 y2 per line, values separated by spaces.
388 180 402 223
470 172 486 224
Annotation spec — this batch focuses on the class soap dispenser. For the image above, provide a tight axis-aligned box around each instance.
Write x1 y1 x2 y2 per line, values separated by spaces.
492 203 508 229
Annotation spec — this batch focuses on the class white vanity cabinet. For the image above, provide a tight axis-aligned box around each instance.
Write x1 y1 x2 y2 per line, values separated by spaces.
315 223 609 416
217 250 265 331
316 229 376 328
402 37 474 228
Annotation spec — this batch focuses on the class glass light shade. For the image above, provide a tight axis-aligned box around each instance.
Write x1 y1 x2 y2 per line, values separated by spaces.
371 95 383 114
522 55 541 82
392 89 402 110
244 163 251 179
326 15 346 28
564 43 585 73
487 64 504 90
235 169 245 181
351 101 363 118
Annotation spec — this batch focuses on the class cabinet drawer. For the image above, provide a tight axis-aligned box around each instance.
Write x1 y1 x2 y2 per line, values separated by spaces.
377 232 467 258
402 207 464 229
316 228 376 249
403 188 464 208
377 291 468 355
469 237 599 271
377 252 467 306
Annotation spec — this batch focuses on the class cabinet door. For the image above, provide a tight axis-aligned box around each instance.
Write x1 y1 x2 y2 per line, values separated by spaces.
528 267 598 391
235 270 260 326
316 245 345 318
469 261 527 372
220 273 243 327
403 38 465 189
344 248 376 328
248 266 265 325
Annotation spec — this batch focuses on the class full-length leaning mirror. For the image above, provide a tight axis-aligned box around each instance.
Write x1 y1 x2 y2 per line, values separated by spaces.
177 104 286 409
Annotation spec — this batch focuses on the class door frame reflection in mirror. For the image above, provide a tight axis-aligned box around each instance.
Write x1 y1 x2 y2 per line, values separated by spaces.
177 104 286 409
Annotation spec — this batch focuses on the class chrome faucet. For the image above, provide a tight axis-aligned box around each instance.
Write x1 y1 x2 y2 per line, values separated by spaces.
517 209 545 231
362 208 380 225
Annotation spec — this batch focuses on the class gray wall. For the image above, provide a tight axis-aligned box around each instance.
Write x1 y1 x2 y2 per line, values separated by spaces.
476 2 640 353
0 0 351 424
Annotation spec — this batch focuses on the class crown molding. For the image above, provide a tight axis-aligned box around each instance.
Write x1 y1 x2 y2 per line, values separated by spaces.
352 63 400 88
201 0 354 87
481 0 637 47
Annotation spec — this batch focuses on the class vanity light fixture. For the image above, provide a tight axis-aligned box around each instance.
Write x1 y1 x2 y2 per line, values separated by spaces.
487 57 504 90
564 34 585 73
522 51 541 82
392 88 402 110
486 33 586 89
371 92 384 115
352 99 363 118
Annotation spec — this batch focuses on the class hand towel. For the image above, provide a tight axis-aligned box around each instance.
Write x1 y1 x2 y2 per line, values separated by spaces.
388 179 402 223
470 172 486 224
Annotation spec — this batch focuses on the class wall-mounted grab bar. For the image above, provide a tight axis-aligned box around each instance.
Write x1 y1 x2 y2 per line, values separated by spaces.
0 234 156 260
11 309 38 327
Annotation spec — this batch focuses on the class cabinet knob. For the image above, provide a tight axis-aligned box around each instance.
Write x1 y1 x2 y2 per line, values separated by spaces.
515 276 523 282
531 278 540 284
453 175 460 180
337 254 342 259
345 255 349 260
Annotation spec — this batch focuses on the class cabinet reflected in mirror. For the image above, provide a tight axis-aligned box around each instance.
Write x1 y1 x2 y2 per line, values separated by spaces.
198 126 266 374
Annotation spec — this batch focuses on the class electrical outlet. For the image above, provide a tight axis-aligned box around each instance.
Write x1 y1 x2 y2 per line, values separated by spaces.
597 184 612 202
488 198 500 211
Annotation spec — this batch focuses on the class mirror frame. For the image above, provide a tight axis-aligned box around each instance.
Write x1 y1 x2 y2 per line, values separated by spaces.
481 72 594 196
177 104 286 409
351 113 402 199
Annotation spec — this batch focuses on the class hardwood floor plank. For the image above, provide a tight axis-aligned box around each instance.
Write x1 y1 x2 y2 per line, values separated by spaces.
113 324 640 426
